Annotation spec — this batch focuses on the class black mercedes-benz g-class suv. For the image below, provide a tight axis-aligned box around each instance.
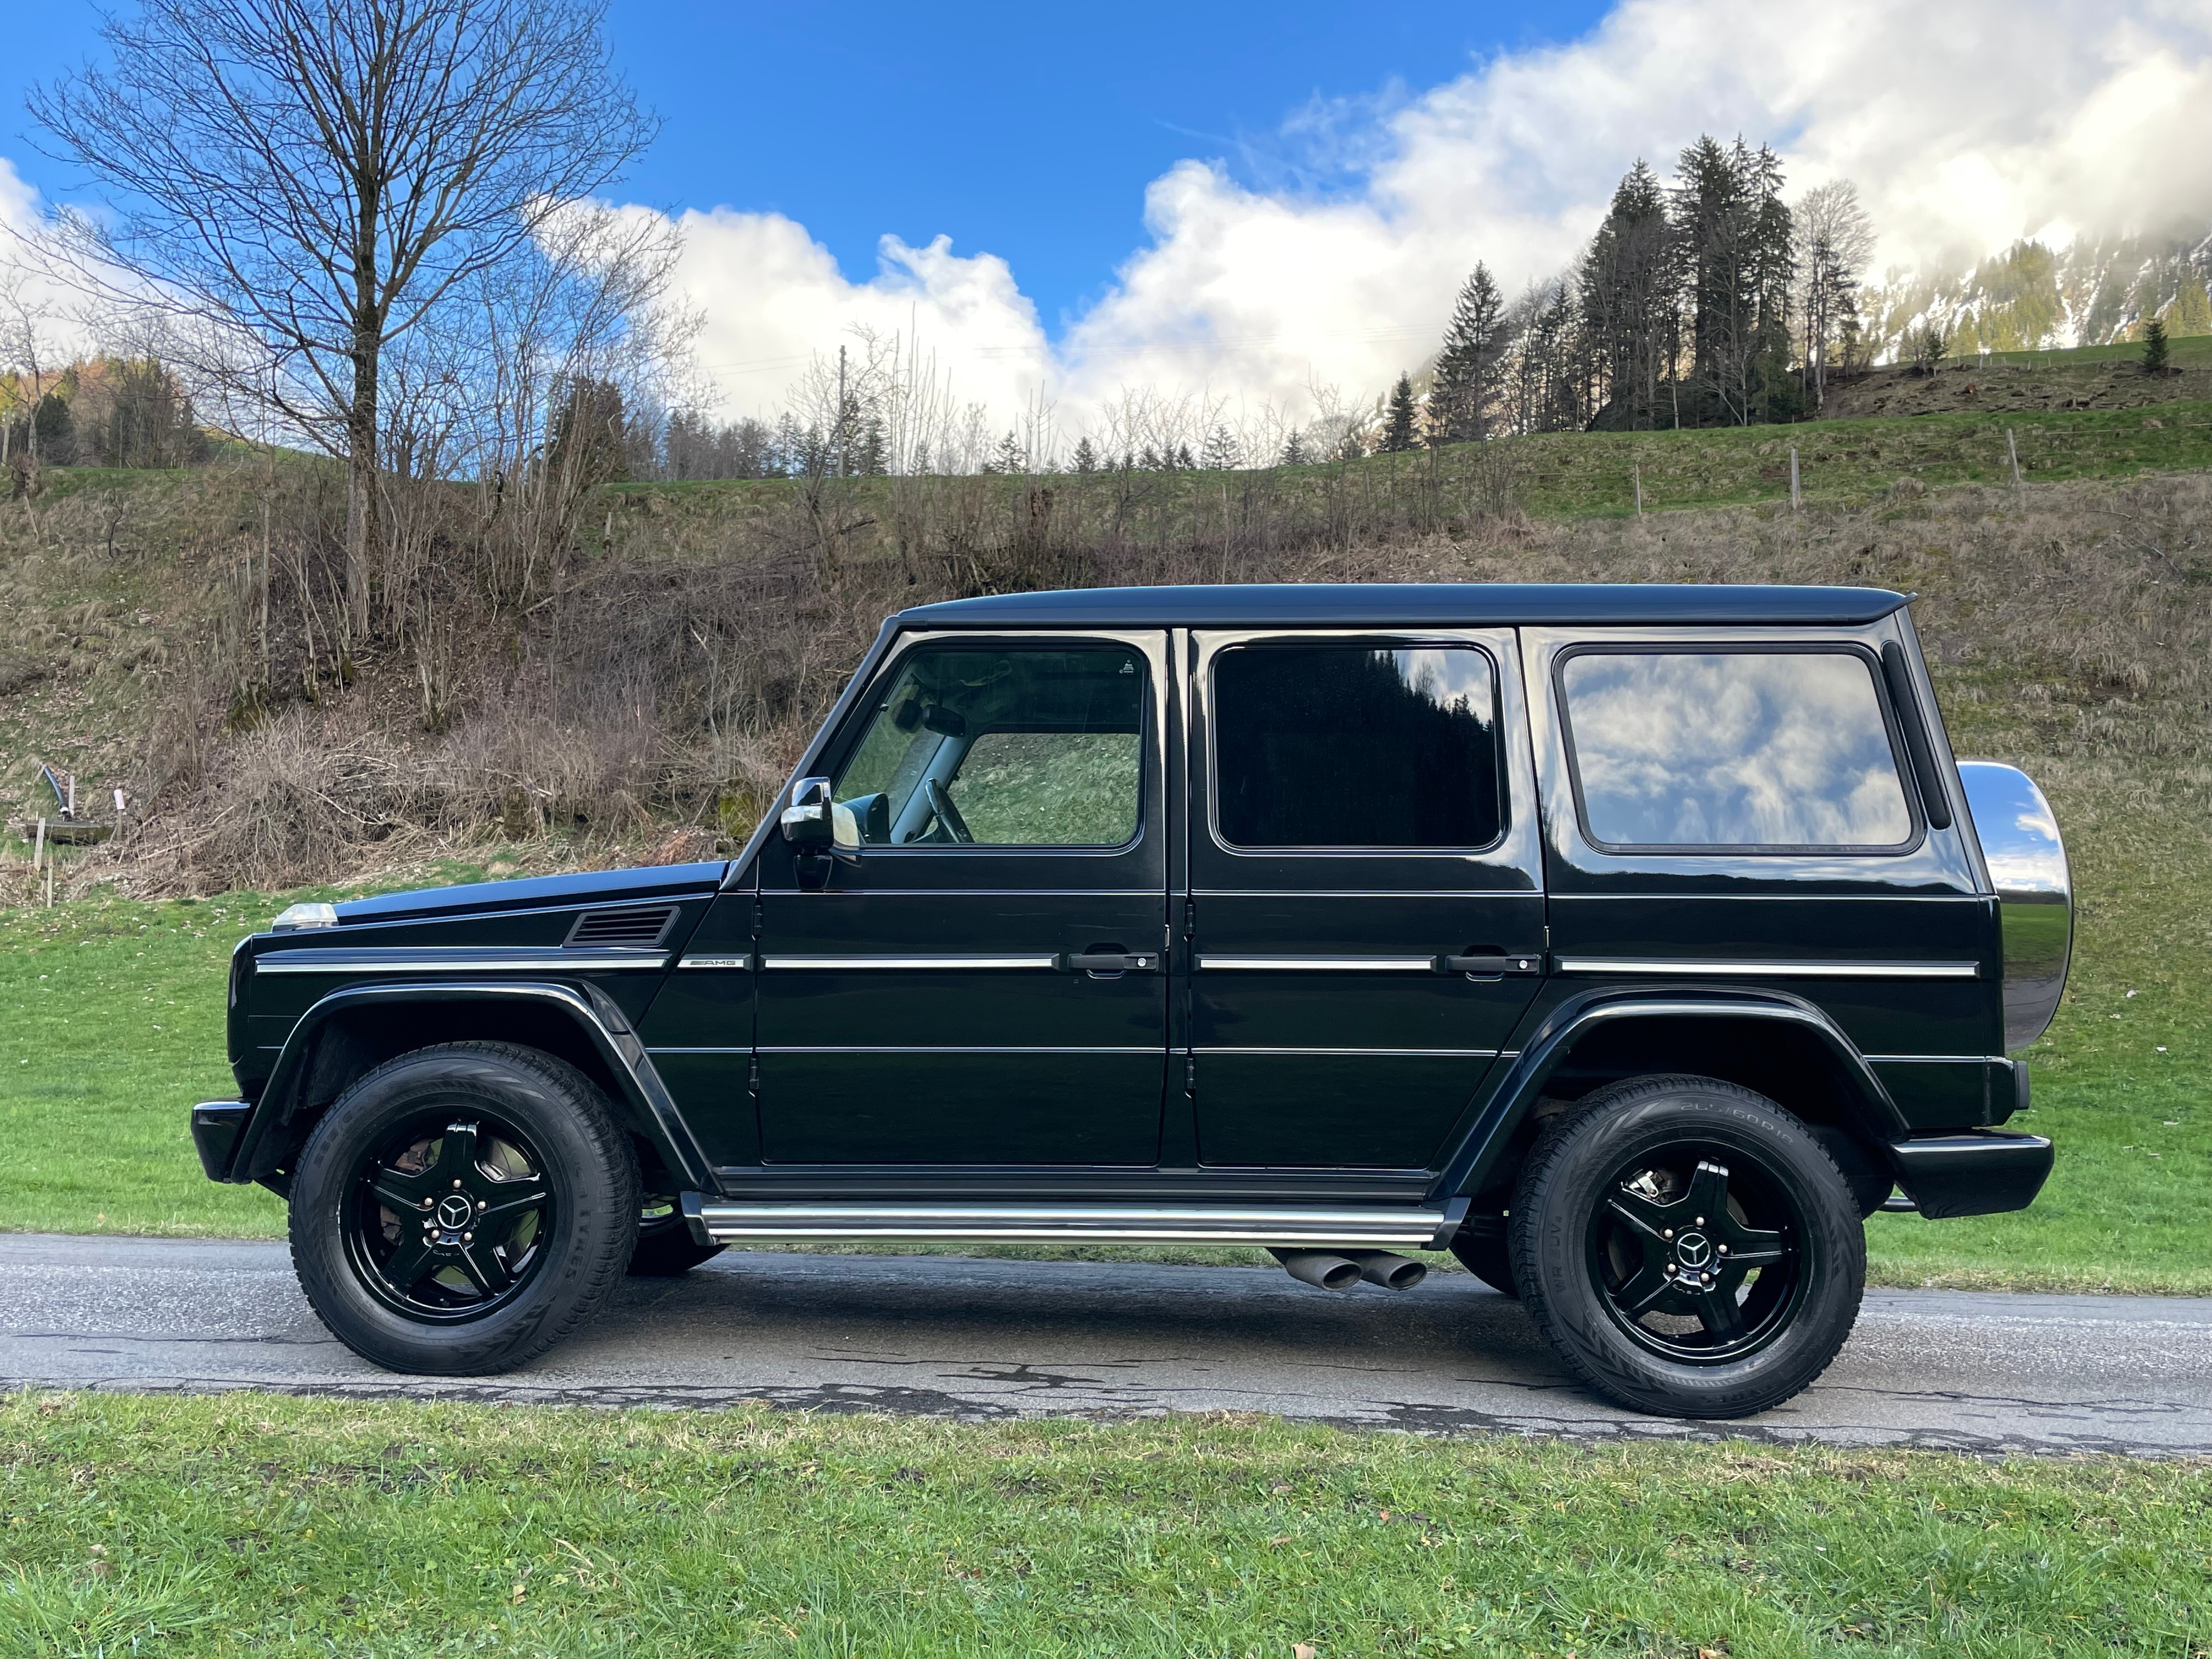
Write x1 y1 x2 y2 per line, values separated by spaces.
193 583 2068 1419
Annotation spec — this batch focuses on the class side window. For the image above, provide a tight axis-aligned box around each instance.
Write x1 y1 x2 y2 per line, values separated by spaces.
832 646 1144 847
1558 648 1915 852
1212 645 1503 849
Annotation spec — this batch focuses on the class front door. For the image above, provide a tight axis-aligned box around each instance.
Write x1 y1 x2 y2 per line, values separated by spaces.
1186 629 1548 1169
754 630 1171 1165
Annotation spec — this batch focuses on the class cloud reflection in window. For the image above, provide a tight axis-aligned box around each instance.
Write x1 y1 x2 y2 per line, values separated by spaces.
1561 652 1913 849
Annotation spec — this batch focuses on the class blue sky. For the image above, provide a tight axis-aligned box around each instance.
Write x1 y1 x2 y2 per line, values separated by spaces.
7 0 2208 432
8 0 1608 334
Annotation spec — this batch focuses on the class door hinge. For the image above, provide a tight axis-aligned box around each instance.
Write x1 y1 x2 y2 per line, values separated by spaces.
751 895 764 939
747 1054 761 1098
1181 895 1195 940
1184 1054 1197 1096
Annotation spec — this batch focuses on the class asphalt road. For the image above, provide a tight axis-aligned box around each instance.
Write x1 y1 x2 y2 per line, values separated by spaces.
4 1232 2209 1457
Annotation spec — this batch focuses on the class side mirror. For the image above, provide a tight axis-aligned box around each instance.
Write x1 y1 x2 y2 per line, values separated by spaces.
779 777 834 851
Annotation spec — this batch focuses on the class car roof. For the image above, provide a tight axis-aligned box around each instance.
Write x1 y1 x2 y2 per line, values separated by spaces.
895 582 1911 630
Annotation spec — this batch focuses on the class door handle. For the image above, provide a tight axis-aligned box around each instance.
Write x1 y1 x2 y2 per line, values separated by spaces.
1438 952 1544 978
1063 951 1160 975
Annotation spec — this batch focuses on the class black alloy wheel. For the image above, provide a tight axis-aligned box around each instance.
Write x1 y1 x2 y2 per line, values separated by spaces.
345 1114 554 1320
1587 1148 1802 1363
1511 1074 1865 1420
290 1042 639 1375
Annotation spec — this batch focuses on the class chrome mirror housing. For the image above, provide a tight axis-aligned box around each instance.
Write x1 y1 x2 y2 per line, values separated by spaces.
1957 761 2072 1051
778 776 835 850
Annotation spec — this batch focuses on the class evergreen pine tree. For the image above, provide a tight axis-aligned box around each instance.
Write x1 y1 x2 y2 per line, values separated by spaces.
992 430 1026 473
1200 422 1240 470
1280 428 1308 466
1431 263 1505 442
1072 436 1098 473
1175 442 1197 470
1381 373 1419 452
1579 162 1676 430
1138 444 1161 471
2143 313 2171 375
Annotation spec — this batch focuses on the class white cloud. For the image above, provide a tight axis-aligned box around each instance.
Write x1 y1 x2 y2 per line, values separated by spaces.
657 0 2212 433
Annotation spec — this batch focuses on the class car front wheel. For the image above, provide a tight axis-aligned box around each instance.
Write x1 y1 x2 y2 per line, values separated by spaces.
1510 1074 1865 1420
289 1041 640 1375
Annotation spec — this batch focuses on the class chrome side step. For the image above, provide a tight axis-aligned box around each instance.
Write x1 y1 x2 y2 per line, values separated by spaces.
682 1197 1454 1250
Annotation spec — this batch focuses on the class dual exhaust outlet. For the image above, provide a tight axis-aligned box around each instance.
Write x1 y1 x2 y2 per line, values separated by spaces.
1269 1246 1427 1293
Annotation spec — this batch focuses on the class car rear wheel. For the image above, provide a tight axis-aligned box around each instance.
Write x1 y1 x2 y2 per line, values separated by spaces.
289 1041 639 1375
1510 1074 1864 1419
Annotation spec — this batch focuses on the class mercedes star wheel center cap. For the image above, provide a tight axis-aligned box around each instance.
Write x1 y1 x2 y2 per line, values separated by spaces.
1674 1231 1713 1271
436 1193 475 1231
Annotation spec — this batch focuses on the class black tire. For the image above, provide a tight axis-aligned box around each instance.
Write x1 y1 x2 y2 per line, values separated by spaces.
289 1041 640 1375
1510 1074 1865 1420
1449 1228 1520 1298
629 1195 725 1276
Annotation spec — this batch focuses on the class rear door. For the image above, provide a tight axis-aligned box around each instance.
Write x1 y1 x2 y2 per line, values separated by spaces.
1185 629 1547 1169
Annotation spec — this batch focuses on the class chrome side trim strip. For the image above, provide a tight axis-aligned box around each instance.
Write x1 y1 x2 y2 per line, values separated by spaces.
760 953 1060 971
1196 955 1435 973
690 1201 1449 1248
1195 1046 1499 1058
678 955 754 970
1553 957 1981 980
255 948 671 974
757 1045 1159 1056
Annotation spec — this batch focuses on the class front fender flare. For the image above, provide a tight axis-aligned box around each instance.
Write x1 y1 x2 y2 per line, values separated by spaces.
1435 985 1911 1201
222 979 712 1191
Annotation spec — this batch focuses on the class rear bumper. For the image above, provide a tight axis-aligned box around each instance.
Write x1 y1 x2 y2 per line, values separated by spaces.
1888 1131 2053 1218
190 1100 252 1182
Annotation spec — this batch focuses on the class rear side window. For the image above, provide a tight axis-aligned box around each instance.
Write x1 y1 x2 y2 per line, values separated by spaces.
1212 645 1503 849
1558 648 1915 852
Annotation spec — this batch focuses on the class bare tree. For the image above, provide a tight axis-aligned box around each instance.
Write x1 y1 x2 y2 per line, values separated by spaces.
0 262 59 473
1794 179 1875 409
30 0 655 635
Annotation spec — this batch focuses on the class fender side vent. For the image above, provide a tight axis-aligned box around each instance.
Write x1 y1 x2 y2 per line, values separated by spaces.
567 906 677 947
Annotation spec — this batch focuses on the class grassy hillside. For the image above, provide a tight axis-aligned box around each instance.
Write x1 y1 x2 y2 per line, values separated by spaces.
1818 335 2212 420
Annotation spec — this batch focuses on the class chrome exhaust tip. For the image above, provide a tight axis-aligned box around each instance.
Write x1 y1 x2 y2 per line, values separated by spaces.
1268 1248 1363 1291
1344 1249 1427 1290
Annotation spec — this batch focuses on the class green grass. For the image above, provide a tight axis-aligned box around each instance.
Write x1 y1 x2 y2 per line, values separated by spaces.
594 400 2212 523
2 1389 2208 1658
1971 333 2212 371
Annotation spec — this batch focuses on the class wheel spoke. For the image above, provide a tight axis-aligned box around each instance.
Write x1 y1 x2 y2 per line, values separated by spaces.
1612 1260 1676 1317
1683 1160 1733 1224
476 1183 550 1223
1605 1190 1672 1243
1697 1284 1750 1346
369 1173 432 1214
1725 1227 1788 1268
380 1233 439 1294
428 1121 483 1185
454 1238 511 1298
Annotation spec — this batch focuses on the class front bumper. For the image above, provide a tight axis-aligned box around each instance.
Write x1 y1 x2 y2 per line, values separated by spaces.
1888 1131 2053 1218
190 1100 252 1182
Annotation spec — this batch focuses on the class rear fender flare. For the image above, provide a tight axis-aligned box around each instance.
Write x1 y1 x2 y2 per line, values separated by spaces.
1436 986 1910 1201
224 980 712 1191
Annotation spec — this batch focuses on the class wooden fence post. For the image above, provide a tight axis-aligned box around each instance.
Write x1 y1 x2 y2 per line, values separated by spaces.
1790 448 1802 510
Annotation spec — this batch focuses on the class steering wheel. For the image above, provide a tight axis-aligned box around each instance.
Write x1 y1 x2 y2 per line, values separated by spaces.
924 778 975 844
